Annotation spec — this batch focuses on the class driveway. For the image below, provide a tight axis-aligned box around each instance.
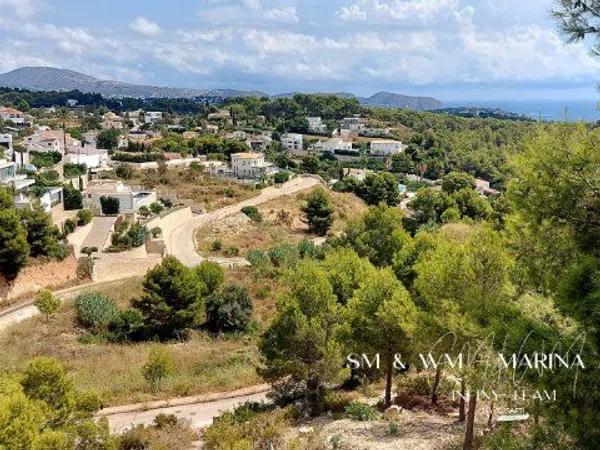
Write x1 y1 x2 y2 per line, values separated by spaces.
168 176 320 267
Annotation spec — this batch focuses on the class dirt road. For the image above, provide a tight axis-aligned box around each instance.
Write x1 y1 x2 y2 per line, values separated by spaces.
168 176 320 267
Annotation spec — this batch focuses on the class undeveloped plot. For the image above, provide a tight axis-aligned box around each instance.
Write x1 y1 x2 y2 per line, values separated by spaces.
195 190 367 256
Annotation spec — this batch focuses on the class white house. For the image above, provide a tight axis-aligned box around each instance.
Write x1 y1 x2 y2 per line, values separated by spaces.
25 130 80 154
314 138 353 153
14 187 63 213
342 116 366 132
226 130 247 141
231 152 276 179
0 159 35 191
0 107 25 125
84 180 157 213
0 133 13 156
370 140 405 156
307 116 327 133
64 146 109 169
281 133 303 151
144 111 163 124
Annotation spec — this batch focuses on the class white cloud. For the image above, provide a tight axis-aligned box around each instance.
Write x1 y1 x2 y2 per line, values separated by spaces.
264 7 299 23
129 16 162 37
336 0 468 24
337 4 367 21
0 0 40 18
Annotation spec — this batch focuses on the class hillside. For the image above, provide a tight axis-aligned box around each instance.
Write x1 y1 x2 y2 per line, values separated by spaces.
358 91 442 110
273 91 442 111
0 67 266 99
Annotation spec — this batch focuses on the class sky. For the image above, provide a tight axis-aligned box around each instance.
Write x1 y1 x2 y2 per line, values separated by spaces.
1 0 600 101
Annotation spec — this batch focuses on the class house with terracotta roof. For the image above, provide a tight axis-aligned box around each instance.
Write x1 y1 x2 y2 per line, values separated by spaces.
0 107 25 125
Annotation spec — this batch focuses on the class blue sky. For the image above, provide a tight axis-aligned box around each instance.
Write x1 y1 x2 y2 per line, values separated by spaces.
1 0 599 101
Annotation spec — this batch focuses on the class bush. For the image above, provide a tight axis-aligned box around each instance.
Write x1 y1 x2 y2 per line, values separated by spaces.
223 246 240 257
34 289 61 321
63 185 83 210
241 206 262 223
205 284 253 333
149 202 164 215
115 164 133 179
194 261 225 294
268 243 299 268
126 223 150 247
323 391 353 413
77 209 93 226
273 172 290 184
75 292 120 332
203 406 291 450
100 196 120 215
150 227 161 238
211 240 223 251
159 197 173 208
138 206 150 217
63 163 87 178
344 402 379 421
247 249 269 269
63 218 76 236
108 308 144 342
142 346 174 391
153 413 179 429
297 239 318 259
301 187 334 236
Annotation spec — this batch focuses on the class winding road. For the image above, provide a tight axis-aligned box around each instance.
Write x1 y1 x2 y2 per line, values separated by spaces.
168 176 319 266
0 178 321 434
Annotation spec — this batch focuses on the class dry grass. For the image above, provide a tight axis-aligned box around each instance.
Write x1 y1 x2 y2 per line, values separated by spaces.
196 189 367 256
129 168 256 211
0 277 263 407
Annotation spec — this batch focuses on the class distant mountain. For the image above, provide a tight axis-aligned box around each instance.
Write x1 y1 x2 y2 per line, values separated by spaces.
273 90 442 111
0 67 442 109
357 92 442 110
0 67 266 99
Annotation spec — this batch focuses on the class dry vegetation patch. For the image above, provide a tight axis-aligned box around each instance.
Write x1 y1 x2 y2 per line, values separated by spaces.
129 168 256 211
0 277 264 407
195 190 367 256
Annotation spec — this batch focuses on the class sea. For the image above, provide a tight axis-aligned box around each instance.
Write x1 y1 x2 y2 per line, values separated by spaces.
445 100 600 122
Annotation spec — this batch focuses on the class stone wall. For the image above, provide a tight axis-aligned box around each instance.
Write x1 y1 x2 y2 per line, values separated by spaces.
0 253 79 302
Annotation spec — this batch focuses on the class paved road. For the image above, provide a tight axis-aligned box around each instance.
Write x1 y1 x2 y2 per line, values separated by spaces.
169 176 320 267
102 389 269 433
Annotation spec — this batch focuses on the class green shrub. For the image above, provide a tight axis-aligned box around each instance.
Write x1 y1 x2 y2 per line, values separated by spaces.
241 206 262 223
75 292 120 331
63 163 87 178
115 164 133 179
149 202 164 215
323 391 352 413
268 243 299 268
108 308 144 342
63 218 76 236
142 346 174 391
344 402 379 421
100 196 119 215
76 209 93 226
273 172 290 184
153 413 179 429
203 406 291 450
205 284 253 333
150 227 161 238
194 261 225 294
138 206 151 217
247 249 269 269
297 239 318 259
223 246 240 257
211 240 223 251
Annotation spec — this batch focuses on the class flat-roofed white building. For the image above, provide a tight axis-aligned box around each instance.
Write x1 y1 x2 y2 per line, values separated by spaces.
370 139 405 156
231 152 276 179
281 133 303 151
64 146 109 169
84 180 157 213
314 138 353 153
144 111 163 124
0 158 35 191
342 116 366 132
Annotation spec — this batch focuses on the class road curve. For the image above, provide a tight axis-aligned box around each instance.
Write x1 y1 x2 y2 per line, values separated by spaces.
168 176 320 267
